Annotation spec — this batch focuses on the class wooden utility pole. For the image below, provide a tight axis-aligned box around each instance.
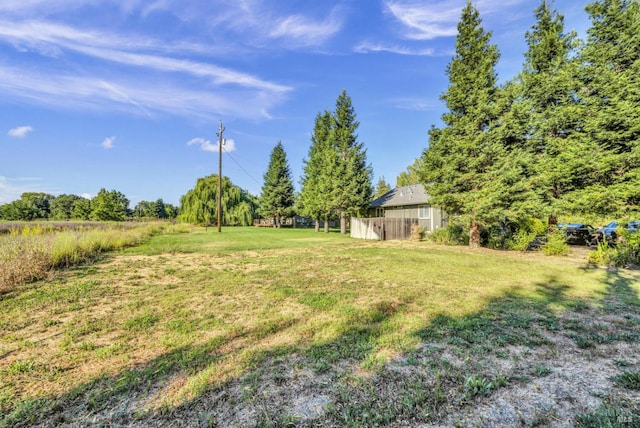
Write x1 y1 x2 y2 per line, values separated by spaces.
217 120 225 233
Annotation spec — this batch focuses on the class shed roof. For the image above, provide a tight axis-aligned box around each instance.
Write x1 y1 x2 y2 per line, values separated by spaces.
369 184 430 208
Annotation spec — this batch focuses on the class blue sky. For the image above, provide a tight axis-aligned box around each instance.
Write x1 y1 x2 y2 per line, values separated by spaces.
0 0 591 207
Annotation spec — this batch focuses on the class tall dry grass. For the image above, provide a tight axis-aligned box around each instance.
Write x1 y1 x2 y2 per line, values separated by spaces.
0 222 175 293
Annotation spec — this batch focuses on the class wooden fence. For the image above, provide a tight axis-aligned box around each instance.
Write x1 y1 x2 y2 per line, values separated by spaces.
350 217 420 241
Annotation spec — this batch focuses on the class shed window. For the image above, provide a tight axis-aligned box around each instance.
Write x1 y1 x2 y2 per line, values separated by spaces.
418 205 431 219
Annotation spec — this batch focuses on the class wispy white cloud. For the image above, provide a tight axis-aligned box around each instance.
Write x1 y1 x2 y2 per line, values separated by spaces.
385 1 460 40
268 8 343 48
0 21 290 93
8 125 33 137
187 137 236 153
385 0 530 40
101 136 116 149
354 42 436 56
0 64 286 120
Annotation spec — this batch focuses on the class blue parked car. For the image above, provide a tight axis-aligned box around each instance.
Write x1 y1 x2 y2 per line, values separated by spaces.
591 220 640 245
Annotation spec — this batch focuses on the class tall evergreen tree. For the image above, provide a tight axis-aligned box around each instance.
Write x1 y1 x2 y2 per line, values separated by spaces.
519 0 591 223
328 90 373 234
258 142 295 227
178 174 256 226
419 1 502 247
573 0 640 216
298 111 334 232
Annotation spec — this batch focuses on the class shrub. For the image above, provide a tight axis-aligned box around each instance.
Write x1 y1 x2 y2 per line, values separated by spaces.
428 223 469 246
509 218 547 251
542 231 569 256
588 230 639 268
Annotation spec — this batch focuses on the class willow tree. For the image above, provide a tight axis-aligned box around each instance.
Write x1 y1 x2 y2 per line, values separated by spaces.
179 174 257 226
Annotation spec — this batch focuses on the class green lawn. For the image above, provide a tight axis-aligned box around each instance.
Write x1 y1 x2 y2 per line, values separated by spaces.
1 227 639 426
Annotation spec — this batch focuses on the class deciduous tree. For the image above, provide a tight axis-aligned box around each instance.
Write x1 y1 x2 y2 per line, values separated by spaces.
178 175 256 226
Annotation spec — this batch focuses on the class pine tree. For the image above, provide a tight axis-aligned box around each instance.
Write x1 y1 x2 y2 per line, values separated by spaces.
298 111 333 232
258 142 295 227
518 0 593 223
328 90 373 234
419 1 502 247
573 0 640 216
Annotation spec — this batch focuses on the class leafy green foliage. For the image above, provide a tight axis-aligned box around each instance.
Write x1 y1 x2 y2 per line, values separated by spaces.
298 111 333 229
396 158 422 187
464 375 495 398
90 189 129 221
133 199 178 220
427 223 469 246
178 174 256 226
372 176 392 200
329 90 373 233
542 231 569 256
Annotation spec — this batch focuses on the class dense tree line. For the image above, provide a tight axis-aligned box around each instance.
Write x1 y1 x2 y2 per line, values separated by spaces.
419 0 640 247
0 191 178 221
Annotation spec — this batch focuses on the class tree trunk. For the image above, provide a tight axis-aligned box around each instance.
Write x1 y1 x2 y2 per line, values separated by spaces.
324 216 329 233
469 220 481 248
548 214 558 228
315 219 320 232
340 211 347 234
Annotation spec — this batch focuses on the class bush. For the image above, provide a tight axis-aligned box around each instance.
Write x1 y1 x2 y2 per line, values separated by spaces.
542 231 569 256
509 218 547 251
589 230 640 268
428 223 469 245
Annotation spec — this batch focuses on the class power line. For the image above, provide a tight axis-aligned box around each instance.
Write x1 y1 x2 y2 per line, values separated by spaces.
223 145 262 187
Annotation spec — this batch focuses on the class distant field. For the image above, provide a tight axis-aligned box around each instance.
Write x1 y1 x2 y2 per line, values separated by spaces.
1 226 639 426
